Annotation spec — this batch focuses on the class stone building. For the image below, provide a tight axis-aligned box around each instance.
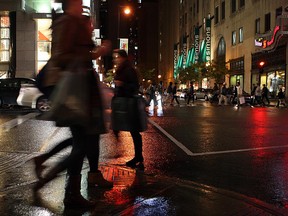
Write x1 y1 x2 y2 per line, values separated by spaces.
159 0 288 95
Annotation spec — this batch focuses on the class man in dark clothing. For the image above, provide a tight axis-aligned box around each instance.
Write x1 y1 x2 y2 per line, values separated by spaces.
170 82 180 105
261 84 270 105
187 81 194 105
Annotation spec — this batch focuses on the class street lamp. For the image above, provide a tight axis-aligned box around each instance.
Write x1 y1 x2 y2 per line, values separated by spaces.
117 6 132 52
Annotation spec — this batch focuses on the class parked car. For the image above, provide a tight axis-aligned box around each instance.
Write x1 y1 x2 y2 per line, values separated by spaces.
194 88 213 101
0 78 37 107
16 80 50 112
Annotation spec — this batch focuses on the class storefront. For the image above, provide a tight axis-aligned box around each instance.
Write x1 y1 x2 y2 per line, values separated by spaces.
251 45 286 98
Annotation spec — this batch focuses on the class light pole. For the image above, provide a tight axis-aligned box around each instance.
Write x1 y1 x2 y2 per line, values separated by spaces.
117 6 132 51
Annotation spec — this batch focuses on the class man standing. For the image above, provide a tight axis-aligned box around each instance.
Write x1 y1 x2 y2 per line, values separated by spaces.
170 82 180 106
261 84 270 106
218 82 228 105
186 81 194 106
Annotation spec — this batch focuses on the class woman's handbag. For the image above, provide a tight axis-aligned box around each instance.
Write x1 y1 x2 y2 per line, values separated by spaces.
111 95 147 132
40 69 90 127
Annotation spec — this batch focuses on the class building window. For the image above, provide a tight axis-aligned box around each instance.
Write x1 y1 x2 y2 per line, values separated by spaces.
37 19 52 71
221 1 225 20
231 0 236 14
276 7 282 18
265 13 271 32
0 16 10 62
255 18 260 34
215 6 219 24
239 27 243 43
239 0 245 8
230 57 244 73
232 31 236 45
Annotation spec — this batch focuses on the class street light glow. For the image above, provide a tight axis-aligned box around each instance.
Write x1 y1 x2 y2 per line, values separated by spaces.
123 7 131 15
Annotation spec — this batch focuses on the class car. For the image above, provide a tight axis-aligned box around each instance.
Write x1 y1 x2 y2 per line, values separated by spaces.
16 79 50 112
0 78 37 107
194 88 213 101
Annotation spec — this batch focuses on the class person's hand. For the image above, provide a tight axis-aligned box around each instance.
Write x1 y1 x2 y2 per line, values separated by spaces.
100 40 112 55
92 40 112 59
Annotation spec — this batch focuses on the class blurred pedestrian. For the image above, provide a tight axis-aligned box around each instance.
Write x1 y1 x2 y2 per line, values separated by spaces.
261 84 270 106
235 81 243 107
164 81 173 105
186 81 194 106
112 49 144 170
170 82 180 106
32 0 112 209
147 82 158 107
254 83 263 106
218 82 228 105
276 88 286 107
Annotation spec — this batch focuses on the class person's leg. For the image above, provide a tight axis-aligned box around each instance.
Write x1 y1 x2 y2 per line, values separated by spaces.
63 126 94 208
86 134 113 188
33 138 73 179
126 131 143 168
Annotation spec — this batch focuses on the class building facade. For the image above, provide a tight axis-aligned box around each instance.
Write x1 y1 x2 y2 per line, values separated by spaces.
159 0 288 95
0 0 96 78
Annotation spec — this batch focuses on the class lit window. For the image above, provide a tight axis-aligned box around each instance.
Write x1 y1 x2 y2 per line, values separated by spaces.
0 16 10 62
232 31 236 45
239 27 243 43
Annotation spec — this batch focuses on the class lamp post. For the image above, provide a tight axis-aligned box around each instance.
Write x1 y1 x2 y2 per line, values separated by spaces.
117 6 132 51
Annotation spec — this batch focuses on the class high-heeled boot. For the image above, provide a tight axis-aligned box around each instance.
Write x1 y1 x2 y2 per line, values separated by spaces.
87 171 113 188
64 174 95 209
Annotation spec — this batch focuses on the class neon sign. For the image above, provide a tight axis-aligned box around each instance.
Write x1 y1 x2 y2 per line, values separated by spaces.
262 25 280 48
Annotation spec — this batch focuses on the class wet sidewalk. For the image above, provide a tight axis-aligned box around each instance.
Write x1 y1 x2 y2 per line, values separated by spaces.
0 158 286 216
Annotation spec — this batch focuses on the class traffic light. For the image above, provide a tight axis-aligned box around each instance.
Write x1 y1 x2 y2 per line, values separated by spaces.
258 61 265 74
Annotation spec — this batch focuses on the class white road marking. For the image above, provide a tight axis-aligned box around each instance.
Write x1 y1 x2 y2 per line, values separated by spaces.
148 118 194 156
148 118 288 156
1 113 40 132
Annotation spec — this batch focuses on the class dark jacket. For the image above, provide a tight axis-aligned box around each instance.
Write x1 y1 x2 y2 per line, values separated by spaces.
114 60 139 97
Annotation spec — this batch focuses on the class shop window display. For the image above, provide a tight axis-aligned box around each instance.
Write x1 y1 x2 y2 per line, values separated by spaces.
267 71 285 98
0 16 10 62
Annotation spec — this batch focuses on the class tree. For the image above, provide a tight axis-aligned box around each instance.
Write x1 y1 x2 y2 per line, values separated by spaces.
206 59 231 83
103 69 115 85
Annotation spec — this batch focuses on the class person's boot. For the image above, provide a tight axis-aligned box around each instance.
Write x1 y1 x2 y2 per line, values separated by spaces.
63 175 95 209
87 171 113 188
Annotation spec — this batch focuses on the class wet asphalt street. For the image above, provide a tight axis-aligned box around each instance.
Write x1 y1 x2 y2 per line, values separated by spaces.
0 100 288 214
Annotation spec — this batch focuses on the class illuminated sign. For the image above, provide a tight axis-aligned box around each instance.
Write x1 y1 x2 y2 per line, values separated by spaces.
205 18 211 62
119 38 129 54
194 26 200 63
182 36 187 67
255 25 280 49
173 45 178 78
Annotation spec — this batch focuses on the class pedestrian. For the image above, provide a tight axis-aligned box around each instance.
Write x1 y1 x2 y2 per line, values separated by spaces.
157 81 164 105
32 0 112 209
112 49 144 170
218 82 228 105
186 81 194 106
251 84 257 105
276 88 286 107
254 83 263 106
261 84 270 106
164 81 173 105
147 82 158 107
235 81 243 107
170 82 180 106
